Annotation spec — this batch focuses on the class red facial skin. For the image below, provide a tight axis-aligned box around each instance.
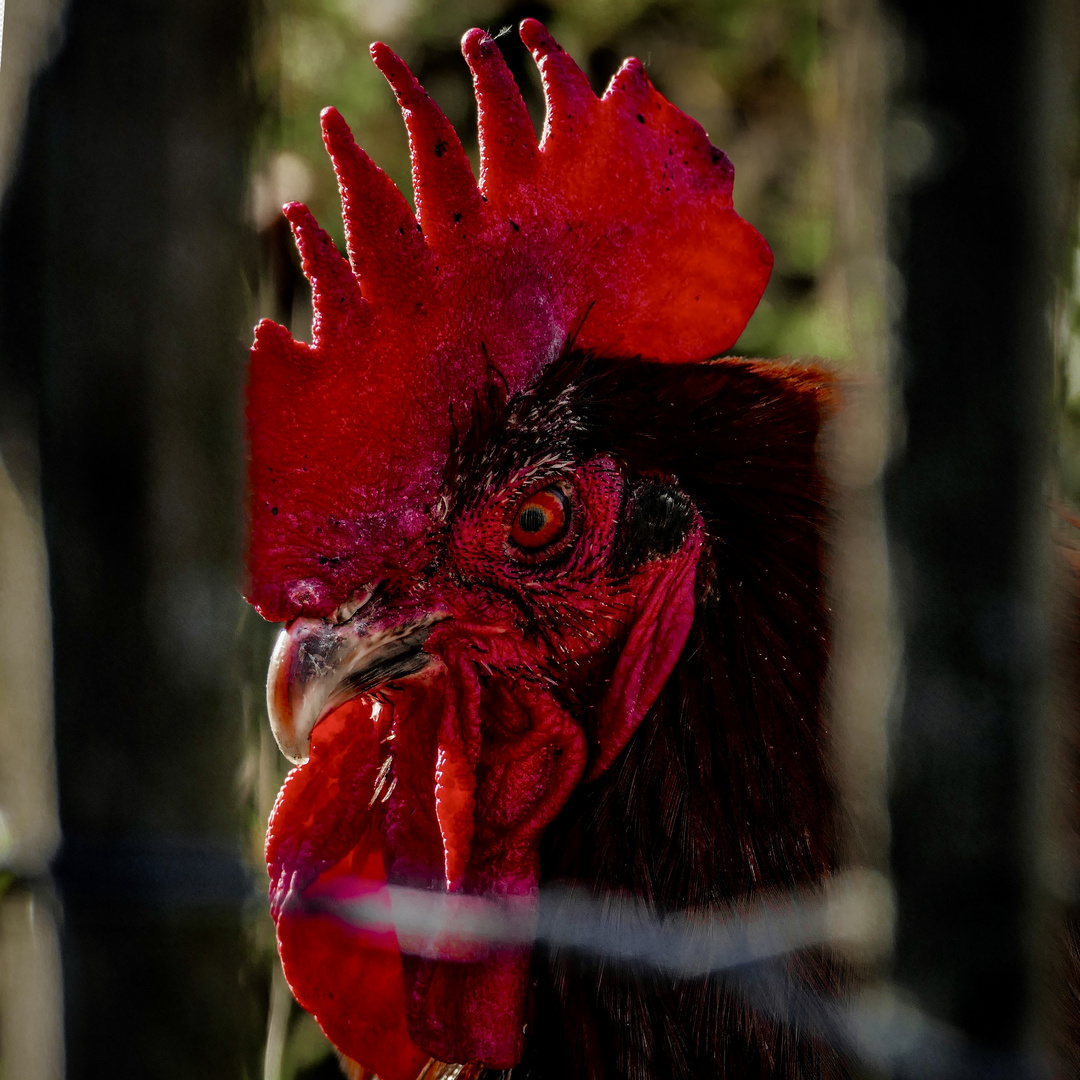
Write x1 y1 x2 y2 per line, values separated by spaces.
265 456 702 1077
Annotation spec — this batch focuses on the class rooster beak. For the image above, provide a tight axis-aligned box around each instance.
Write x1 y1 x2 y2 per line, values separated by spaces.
266 611 444 764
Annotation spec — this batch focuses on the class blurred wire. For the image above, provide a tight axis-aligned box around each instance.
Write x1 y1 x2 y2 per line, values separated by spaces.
305 869 893 969
300 870 1045 1078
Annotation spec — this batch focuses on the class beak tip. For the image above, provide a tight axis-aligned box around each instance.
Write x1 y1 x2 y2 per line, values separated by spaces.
267 685 312 765
273 731 310 767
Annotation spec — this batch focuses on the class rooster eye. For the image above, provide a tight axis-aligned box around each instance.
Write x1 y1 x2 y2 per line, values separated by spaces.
509 486 570 551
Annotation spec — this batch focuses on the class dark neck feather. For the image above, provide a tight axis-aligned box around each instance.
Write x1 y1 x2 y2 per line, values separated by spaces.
476 354 845 1080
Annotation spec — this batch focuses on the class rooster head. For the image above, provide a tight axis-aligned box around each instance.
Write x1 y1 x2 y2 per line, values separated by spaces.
247 21 773 1080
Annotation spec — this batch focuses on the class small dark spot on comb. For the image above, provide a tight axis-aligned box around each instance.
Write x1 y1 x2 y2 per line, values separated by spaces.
711 147 723 164
453 212 462 223
510 220 520 232
271 507 278 516
637 113 645 123
398 225 405 235
434 140 447 158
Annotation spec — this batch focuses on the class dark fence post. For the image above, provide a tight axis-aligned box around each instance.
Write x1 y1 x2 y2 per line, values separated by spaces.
0 1 262 1077
884 2 1057 1075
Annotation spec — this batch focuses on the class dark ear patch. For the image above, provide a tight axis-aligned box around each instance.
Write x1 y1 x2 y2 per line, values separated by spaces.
613 476 695 571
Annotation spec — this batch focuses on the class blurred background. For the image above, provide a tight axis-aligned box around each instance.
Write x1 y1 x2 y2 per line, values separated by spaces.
0 0 1076 1077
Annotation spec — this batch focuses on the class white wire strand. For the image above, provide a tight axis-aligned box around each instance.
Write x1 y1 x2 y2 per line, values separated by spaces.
300 870 1046 1077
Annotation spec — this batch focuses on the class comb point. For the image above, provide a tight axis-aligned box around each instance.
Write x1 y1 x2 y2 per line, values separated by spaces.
462 27 537 200
605 57 650 101
252 316 293 351
370 41 420 109
320 105 349 140
519 18 595 141
369 40 393 71
282 202 363 347
518 18 548 53
461 27 489 57
370 39 480 242
318 101 429 296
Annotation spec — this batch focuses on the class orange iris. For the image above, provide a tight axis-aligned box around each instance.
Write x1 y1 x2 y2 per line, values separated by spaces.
510 487 569 550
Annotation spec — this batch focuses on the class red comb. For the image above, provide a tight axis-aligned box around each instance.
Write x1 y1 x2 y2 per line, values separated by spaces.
246 20 772 621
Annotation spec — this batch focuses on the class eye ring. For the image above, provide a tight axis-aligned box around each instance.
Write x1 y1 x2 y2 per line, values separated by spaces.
509 483 572 555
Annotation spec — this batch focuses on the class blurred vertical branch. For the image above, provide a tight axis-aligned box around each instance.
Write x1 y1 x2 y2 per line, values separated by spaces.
0 453 63 1080
817 0 896 877
0 0 268 1076
881 0 1076 1072
1042 0 1080 1065
0 3 71 1079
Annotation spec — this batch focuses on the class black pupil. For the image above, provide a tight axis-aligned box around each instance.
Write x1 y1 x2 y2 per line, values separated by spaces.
518 506 547 533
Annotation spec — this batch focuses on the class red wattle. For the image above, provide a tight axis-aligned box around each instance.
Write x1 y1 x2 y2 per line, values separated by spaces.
374 667 588 1066
434 653 482 894
266 699 428 1080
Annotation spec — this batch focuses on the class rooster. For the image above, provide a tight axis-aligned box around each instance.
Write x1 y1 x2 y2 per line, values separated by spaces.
246 21 842 1080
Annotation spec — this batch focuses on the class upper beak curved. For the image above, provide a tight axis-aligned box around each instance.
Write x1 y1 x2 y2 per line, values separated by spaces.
266 612 443 764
